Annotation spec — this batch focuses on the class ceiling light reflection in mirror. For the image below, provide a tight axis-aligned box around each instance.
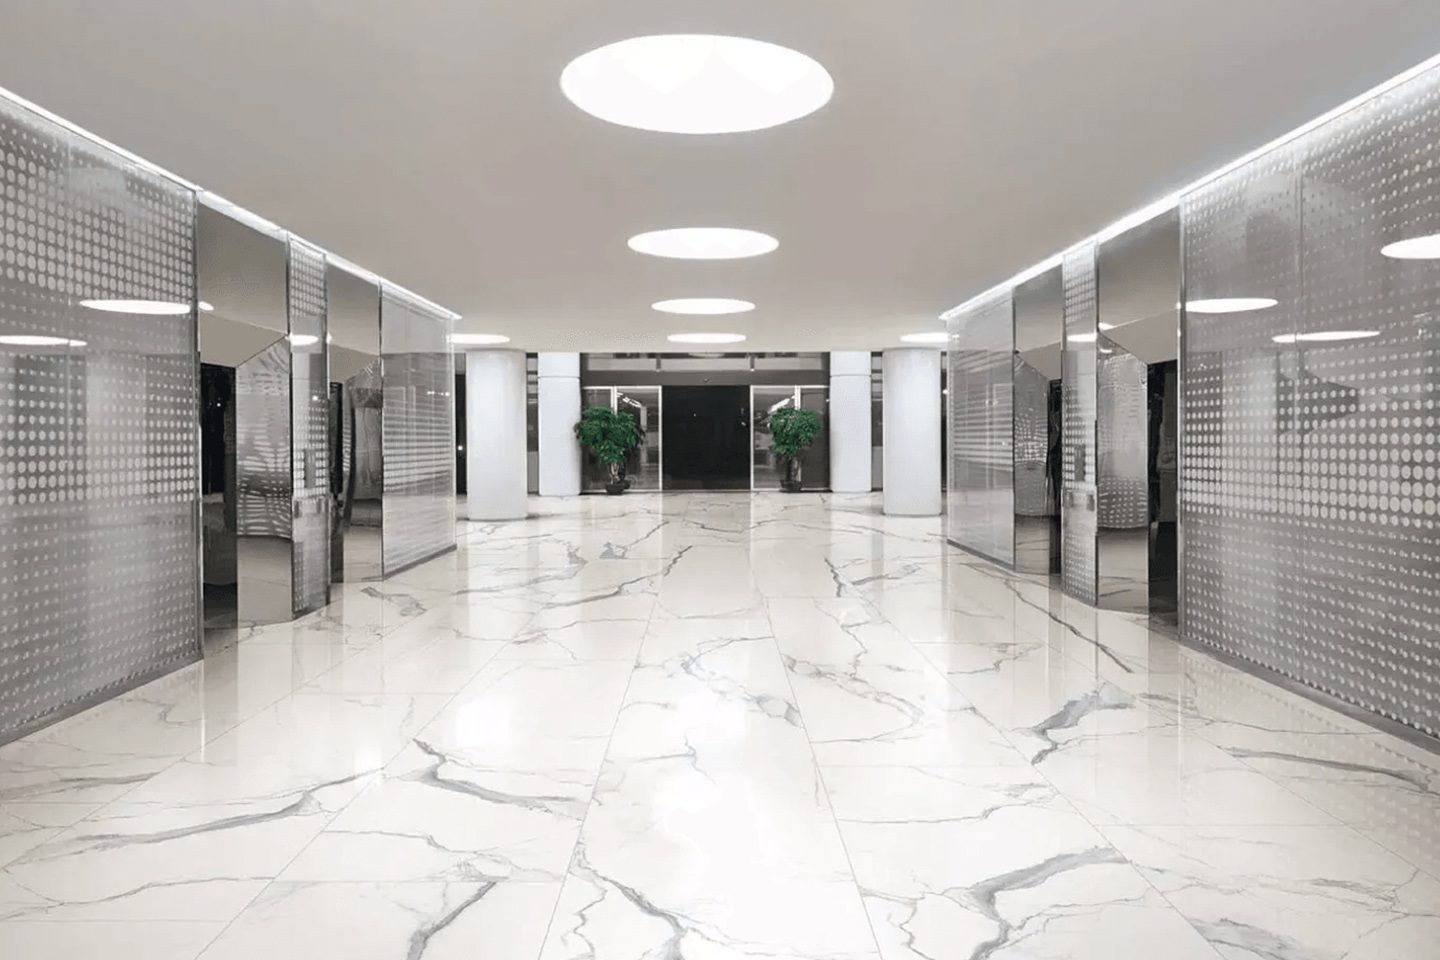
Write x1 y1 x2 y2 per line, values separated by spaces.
80 298 192 315
450 333 511 346
653 298 755 315
561 35 833 134
1381 234 1440 260
668 332 747 345
900 332 948 344
628 227 778 260
0 335 86 347
1272 330 1379 344
1185 297 1278 314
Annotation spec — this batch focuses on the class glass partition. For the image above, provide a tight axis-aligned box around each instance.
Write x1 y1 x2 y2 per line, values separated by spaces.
750 385 828 491
328 263 382 582
617 387 662 491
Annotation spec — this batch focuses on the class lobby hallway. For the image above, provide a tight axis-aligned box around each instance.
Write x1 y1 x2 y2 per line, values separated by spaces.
1 493 1437 959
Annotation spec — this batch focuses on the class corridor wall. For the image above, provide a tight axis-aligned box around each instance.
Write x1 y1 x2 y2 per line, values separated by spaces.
1179 60 1440 737
0 98 201 741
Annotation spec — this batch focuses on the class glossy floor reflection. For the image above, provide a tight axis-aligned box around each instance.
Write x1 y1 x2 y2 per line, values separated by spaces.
1 493 1437 959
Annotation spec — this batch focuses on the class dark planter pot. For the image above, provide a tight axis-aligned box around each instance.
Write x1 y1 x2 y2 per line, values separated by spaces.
604 481 627 495
781 479 803 493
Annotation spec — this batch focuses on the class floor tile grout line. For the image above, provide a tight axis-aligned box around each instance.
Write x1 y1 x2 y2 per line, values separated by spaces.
760 594 888 960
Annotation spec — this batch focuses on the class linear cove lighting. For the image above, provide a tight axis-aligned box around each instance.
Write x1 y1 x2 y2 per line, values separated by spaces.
80 298 191 316
1381 234 1440 260
653 298 755 315
450 333 511 346
1272 330 1379 344
901 332 948 344
1185 297 1278 315
628 228 778 260
667 332 747 344
0 335 86 347
560 35 833 134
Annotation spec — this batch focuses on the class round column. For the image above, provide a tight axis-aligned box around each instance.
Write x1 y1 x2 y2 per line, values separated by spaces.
537 352 582 496
466 350 528 520
882 348 942 516
829 351 873 493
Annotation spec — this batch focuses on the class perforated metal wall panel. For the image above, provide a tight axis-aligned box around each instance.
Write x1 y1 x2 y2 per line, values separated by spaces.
1012 357 1053 518
381 290 455 574
288 239 329 614
1061 244 1099 603
945 290 1014 564
1096 341 1149 529
0 99 199 742
1180 62 1440 737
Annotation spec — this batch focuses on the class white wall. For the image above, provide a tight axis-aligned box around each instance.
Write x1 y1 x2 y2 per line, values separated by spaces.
829 351 873 493
882 348 942 516
465 350 528 520
537 352 581 496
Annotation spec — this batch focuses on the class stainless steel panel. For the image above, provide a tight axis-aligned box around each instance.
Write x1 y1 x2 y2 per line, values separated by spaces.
0 100 200 742
1095 341 1149 610
288 240 329 614
380 290 455 575
1061 245 1099 603
341 357 383 581
1181 61 1440 737
235 338 294 624
1012 267 1063 574
945 290 1014 565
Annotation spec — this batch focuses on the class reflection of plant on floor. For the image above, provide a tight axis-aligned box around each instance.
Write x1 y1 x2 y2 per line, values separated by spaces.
767 406 823 492
575 405 640 494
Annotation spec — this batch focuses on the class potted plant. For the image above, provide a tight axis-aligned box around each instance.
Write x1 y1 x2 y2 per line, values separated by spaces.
575 405 640 495
767 406 823 492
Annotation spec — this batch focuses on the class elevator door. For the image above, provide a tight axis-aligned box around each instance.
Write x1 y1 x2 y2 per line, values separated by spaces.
661 386 750 490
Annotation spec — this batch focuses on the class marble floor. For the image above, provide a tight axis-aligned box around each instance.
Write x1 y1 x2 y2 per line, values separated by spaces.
2 492 1438 959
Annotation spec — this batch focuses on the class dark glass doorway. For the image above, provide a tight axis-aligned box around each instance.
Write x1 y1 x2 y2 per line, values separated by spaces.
662 386 750 490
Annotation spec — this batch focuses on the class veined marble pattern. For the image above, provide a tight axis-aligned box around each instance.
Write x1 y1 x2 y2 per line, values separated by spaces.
0 492 1436 959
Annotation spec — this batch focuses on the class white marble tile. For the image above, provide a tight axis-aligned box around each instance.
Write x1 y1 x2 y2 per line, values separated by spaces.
198 880 561 960
0 804 97 870
301 634 505 694
499 616 650 661
0 919 224 960
1103 823 1440 960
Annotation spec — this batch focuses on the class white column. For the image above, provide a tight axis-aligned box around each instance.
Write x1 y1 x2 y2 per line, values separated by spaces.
882 348 942 516
537 352 582 496
466 350 528 520
829 351 873 493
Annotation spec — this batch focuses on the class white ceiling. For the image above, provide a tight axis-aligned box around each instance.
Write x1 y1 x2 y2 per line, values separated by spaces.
3 1 1439 352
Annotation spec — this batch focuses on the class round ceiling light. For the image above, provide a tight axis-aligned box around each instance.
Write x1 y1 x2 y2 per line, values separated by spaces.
1272 330 1379 344
80 298 191 315
289 334 320 347
668 332 747 345
450 333 512 346
1381 234 1440 260
199 301 215 312
560 35 834 135
653 298 755 315
1185 297 1278 314
900 332 948 344
628 227 779 260
0 335 86 347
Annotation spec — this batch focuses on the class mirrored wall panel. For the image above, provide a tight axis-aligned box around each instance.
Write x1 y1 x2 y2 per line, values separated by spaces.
1061 244 1099 603
328 263 382 581
288 240 329 613
1013 268 1063 574
1181 60 1440 737
1095 209 1179 615
380 289 455 575
0 99 199 742
945 290 1014 564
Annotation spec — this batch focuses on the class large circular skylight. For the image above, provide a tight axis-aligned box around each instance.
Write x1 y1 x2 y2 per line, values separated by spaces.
560 35 834 134
1381 233 1440 260
668 332 747 345
628 227 778 260
653 298 755 315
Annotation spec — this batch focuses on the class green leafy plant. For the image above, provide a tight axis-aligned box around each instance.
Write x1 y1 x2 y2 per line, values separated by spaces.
574 405 640 490
767 406 823 490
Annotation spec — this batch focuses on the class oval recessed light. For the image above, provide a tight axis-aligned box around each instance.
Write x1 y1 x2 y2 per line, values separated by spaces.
1068 332 1098 343
450 333 512 346
289 334 320 347
1381 234 1440 260
0 335 86 347
628 227 779 260
668 332 747 345
199 301 215 312
900 332 949 344
1185 297 1278 314
80 298 191 316
1272 330 1379 344
560 34 834 135
653 298 755 315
